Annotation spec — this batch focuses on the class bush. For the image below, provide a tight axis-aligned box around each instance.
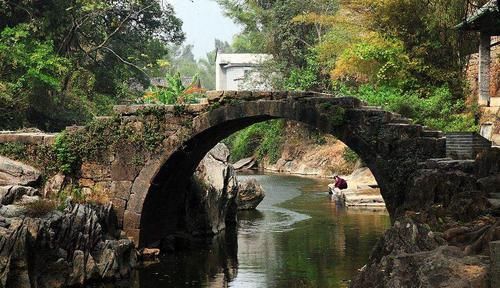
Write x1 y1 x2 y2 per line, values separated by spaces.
343 147 359 164
226 120 285 163
23 199 57 217
352 84 478 132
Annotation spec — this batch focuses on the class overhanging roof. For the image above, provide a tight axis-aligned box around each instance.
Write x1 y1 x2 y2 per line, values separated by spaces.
455 0 500 34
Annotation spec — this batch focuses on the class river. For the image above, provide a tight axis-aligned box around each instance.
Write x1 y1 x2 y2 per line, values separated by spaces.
101 173 390 288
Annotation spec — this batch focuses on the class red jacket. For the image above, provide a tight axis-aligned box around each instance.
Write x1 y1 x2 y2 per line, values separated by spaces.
334 177 348 189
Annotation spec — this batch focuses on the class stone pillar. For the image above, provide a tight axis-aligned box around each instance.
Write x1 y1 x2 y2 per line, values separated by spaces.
478 32 491 106
491 240 500 288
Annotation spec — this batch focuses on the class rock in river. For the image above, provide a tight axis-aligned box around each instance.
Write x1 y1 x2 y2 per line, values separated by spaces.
237 179 265 210
185 143 239 235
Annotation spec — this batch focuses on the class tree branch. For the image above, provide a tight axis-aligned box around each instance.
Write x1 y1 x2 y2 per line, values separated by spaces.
86 3 155 54
102 46 150 78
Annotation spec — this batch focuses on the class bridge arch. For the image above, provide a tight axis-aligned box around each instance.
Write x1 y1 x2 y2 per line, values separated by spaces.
121 93 445 247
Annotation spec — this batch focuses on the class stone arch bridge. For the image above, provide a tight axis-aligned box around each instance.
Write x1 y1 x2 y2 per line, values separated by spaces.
0 91 447 247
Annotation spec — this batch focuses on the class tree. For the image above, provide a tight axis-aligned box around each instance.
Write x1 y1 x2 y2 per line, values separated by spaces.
0 0 184 130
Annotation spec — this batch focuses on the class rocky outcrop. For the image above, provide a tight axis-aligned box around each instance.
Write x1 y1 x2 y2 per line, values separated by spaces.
339 167 385 208
0 185 39 205
262 122 356 177
43 173 67 198
351 218 489 288
185 143 239 236
0 202 137 288
0 156 40 186
233 157 257 170
237 179 265 210
351 149 500 287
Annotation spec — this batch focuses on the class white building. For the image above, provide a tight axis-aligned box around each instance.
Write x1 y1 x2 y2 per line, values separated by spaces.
215 53 273 91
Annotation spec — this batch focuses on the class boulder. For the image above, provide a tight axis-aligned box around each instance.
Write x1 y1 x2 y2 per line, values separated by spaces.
237 179 265 210
0 205 26 218
185 143 239 235
0 203 137 288
43 173 67 198
351 218 489 288
0 185 39 205
0 157 41 186
233 157 257 170
477 174 500 194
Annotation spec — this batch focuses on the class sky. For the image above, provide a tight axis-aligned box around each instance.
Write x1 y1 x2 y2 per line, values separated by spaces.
167 0 241 59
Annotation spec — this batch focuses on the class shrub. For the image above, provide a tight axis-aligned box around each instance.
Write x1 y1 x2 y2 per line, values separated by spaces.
226 120 285 163
23 199 57 217
352 84 478 132
343 147 359 164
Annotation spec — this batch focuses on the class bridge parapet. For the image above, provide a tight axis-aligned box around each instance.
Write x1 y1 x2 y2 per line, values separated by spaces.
113 91 363 118
0 131 56 145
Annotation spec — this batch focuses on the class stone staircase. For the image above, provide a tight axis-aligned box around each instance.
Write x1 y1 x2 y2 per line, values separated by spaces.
446 132 492 160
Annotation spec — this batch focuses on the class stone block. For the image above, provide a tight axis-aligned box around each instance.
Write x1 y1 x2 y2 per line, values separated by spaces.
206 90 223 103
123 228 141 246
78 178 95 188
236 90 252 100
126 192 146 214
272 91 287 100
490 97 500 107
222 90 237 99
255 91 272 99
111 181 132 200
94 181 111 195
110 145 142 181
80 162 111 181
111 197 127 226
123 211 141 229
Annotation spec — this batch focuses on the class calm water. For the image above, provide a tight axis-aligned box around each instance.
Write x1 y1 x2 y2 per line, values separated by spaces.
100 173 390 288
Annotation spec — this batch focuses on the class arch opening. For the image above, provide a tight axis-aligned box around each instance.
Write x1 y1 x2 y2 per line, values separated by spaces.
138 105 388 248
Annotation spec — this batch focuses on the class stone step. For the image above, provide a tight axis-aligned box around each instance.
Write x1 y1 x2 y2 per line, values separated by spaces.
390 117 412 124
489 193 500 200
361 106 383 110
488 198 500 208
422 130 444 138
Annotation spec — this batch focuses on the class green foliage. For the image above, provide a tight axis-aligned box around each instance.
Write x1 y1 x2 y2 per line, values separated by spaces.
0 0 184 131
217 0 338 90
0 143 27 159
54 133 80 174
145 72 203 105
0 24 70 129
49 109 169 175
226 120 285 164
352 84 477 132
319 102 345 126
342 147 359 164
332 34 415 88
285 52 324 91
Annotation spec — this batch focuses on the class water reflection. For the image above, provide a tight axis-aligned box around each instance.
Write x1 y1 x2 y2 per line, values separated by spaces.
137 227 238 287
90 174 389 288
